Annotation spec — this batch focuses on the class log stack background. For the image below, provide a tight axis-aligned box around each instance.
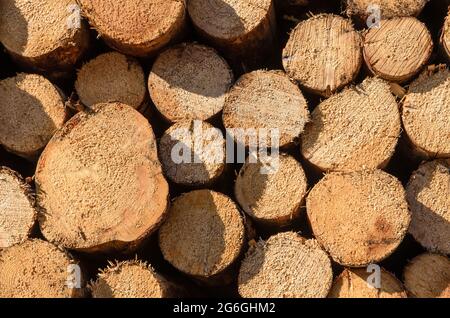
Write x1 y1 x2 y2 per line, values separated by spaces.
0 0 449 298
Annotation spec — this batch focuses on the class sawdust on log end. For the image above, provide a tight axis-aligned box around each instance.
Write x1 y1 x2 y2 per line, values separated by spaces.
407 160 450 255
78 0 186 57
306 170 411 267
301 77 401 172
0 239 84 298
0 73 68 160
0 167 36 249
363 17 433 83
238 232 333 298
329 267 407 298
345 0 428 22
159 121 226 187
90 260 177 298
283 14 362 97
35 102 169 252
159 190 245 278
75 52 146 110
235 154 308 227
149 43 233 123
0 0 89 76
403 253 450 298
402 66 450 158
187 0 276 69
222 70 310 148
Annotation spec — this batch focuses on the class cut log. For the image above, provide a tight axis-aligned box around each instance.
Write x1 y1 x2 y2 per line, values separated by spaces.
363 17 433 83
0 0 89 77
0 73 68 160
402 65 450 158
75 52 146 110
148 43 233 123
345 0 428 22
159 190 245 279
90 260 179 298
77 0 186 57
406 160 450 255
0 239 84 298
158 121 226 187
235 154 308 227
442 11 450 61
301 77 401 172
0 167 36 249
403 253 450 298
282 14 362 97
35 102 169 252
222 70 310 148
187 0 277 70
238 232 333 298
329 267 407 298
306 170 411 267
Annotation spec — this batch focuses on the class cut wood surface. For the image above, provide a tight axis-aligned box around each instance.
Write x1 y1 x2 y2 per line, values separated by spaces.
0 0 89 76
301 77 401 172
75 52 146 110
442 12 450 61
328 268 407 298
90 260 177 298
306 170 411 267
363 17 433 83
403 253 450 298
0 239 83 298
35 103 169 252
158 121 226 187
159 190 245 278
0 73 68 160
238 232 333 298
222 70 310 148
235 154 307 227
187 0 276 70
345 0 428 22
77 0 186 57
0 167 36 249
149 43 233 123
283 14 362 97
406 160 450 255
402 65 450 158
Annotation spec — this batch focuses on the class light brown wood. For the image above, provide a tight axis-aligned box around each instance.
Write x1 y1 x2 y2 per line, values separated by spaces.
0 73 68 160
329 268 407 298
75 52 146 110
78 0 186 57
159 190 245 279
306 170 411 267
158 120 226 187
407 160 450 255
345 0 428 22
0 239 84 298
0 167 36 249
238 232 333 298
90 260 178 298
35 102 169 252
283 14 362 97
404 253 450 298
0 0 89 77
235 154 308 227
149 43 233 123
222 70 310 148
402 65 450 158
363 17 433 83
301 77 401 172
187 0 277 70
